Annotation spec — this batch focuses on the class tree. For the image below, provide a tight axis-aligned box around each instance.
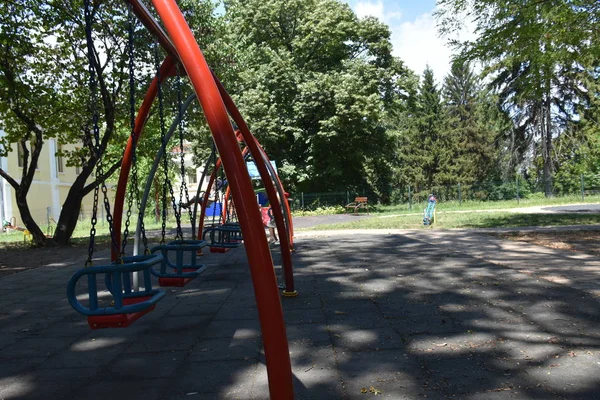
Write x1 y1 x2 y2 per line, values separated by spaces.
0 0 223 246
437 0 600 196
442 59 496 183
397 67 450 191
223 0 409 198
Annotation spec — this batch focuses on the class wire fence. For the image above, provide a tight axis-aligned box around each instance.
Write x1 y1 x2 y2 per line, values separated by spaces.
289 174 600 211
3 174 600 240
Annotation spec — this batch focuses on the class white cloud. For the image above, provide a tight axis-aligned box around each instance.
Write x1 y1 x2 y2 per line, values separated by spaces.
355 1 401 24
355 1 384 20
392 12 452 81
351 3 477 82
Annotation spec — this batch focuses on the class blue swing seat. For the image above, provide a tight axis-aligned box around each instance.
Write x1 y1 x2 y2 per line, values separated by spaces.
150 239 208 287
67 254 166 329
203 224 243 253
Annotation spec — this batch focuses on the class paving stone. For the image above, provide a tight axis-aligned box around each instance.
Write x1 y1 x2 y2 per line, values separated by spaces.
283 308 326 325
0 333 22 351
73 378 168 400
253 345 345 400
166 301 221 317
110 351 188 378
38 337 130 369
0 378 84 400
421 353 522 395
390 314 464 336
0 336 75 359
0 357 46 379
154 315 213 333
168 359 257 397
214 305 258 320
202 319 262 340
335 350 424 399
188 337 260 362
125 330 203 353
285 323 331 344
329 326 404 352
5 231 600 399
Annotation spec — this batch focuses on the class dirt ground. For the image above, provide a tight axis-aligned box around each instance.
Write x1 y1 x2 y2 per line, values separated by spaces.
493 229 600 256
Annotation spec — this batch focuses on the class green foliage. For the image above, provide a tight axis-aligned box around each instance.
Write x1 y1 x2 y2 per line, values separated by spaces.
292 205 345 217
436 0 600 196
224 0 409 196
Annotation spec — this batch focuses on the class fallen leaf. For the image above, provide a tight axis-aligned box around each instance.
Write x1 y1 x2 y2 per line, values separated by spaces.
369 386 382 395
334 311 346 315
361 387 368 394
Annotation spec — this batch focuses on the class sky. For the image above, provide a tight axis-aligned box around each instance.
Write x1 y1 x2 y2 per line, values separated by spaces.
344 0 459 81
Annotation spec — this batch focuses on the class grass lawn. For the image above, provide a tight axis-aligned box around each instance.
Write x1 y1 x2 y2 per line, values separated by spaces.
373 195 600 215
303 211 600 230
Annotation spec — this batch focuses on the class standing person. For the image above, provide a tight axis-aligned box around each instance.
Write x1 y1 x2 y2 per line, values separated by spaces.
260 205 278 244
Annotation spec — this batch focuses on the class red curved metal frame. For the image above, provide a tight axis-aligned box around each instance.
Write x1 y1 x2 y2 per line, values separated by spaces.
151 1 293 397
212 75 296 252
250 135 295 249
112 55 177 260
111 1 294 398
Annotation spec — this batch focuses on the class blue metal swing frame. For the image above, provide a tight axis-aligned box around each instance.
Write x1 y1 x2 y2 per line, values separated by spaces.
150 239 208 286
66 254 166 329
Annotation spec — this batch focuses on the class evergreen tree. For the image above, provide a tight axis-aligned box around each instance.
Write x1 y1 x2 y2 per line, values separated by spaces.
442 60 495 183
397 67 448 192
437 0 600 196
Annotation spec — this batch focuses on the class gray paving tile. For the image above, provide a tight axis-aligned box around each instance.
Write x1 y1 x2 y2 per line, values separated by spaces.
109 351 188 378
188 337 260 362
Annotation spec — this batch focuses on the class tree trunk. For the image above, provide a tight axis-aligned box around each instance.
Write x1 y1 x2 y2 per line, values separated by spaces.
543 100 553 197
52 162 100 246
15 188 47 246
53 190 84 246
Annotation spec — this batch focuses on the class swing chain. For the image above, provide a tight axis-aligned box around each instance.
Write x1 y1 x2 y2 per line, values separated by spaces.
83 0 120 265
155 45 170 243
121 4 149 255
176 67 194 231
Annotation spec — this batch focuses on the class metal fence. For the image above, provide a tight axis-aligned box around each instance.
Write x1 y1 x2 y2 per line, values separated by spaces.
289 174 600 211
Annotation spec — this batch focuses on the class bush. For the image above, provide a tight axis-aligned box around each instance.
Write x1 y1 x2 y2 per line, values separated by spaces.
292 205 345 217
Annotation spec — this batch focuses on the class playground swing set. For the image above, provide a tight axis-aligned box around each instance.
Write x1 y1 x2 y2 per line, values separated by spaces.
65 1 297 398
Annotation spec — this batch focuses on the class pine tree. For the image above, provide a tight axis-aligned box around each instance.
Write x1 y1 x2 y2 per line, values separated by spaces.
442 60 495 183
396 67 449 193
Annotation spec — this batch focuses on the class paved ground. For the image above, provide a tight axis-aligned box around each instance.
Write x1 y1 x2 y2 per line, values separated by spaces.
292 213 371 229
543 204 600 213
2 230 600 399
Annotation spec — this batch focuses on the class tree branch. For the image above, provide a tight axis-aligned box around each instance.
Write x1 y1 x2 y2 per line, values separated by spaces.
82 157 123 196
0 167 19 189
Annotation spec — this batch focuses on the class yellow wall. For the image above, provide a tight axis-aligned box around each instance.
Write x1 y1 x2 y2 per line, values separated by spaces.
2 139 115 229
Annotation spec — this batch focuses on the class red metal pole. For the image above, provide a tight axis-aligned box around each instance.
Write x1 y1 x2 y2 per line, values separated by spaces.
211 75 296 293
112 56 177 261
222 145 251 224
252 136 295 250
151 1 293 398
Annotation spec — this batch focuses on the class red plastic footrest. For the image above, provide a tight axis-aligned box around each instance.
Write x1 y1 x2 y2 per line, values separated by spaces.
87 295 156 329
210 247 230 253
158 268 199 288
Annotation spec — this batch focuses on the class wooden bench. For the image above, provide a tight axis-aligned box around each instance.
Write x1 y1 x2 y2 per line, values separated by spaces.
346 197 368 215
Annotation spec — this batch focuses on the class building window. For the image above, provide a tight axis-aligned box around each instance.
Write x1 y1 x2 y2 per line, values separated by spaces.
17 142 24 168
188 173 198 185
75 147 81 175
56 144 64 173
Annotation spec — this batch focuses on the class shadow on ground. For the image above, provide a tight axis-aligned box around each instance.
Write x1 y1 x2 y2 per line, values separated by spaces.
1 231 600 399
